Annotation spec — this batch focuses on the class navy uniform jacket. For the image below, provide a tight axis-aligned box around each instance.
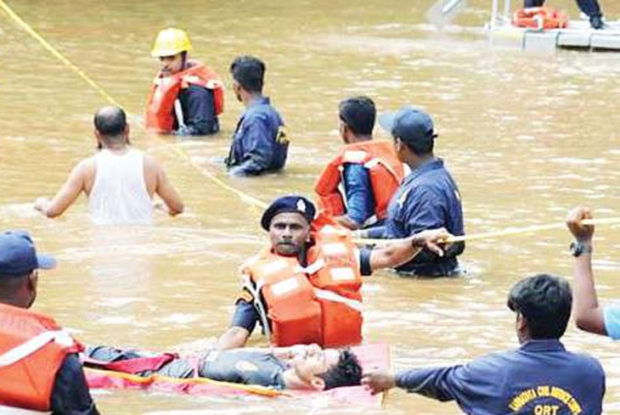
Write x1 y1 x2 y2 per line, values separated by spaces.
51 354 99 414
226 97 288 176
395 339 605 415
384 158 464 276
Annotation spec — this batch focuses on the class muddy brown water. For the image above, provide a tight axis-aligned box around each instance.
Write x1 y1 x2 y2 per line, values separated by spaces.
1 0 620 413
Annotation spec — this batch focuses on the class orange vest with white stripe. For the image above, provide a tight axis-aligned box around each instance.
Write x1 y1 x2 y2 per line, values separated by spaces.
243 221 363 348
0 304 82 412
314 140 404 224
145 59 224 133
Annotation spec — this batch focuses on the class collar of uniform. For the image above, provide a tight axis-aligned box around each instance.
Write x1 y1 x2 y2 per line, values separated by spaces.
519 339 565 352
403 157 444 185
247 96 270 108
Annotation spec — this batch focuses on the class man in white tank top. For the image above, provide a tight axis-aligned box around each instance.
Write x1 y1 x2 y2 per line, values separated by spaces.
34 106 184 225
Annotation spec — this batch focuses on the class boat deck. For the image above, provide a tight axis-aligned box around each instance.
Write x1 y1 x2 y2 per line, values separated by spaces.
486 19 620 52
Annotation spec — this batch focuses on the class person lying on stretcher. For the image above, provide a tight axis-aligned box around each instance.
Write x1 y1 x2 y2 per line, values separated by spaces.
84 343 361 391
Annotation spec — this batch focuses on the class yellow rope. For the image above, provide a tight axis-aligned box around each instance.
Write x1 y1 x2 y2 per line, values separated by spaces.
0 0 123 108
0 0 267 212
353 218 620 246
4 0 617 241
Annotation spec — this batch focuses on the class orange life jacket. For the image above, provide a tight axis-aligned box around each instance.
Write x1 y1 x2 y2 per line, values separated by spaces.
314 140 404 226
145 59 224 133
243 218 363 347
0 304 82 412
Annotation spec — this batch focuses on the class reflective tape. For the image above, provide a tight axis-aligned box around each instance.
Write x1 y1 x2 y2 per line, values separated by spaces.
0 330 74 368
314 289 363 312
270 278 300 297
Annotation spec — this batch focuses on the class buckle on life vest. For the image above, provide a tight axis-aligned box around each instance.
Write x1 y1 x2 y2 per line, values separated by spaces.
243 276 272 339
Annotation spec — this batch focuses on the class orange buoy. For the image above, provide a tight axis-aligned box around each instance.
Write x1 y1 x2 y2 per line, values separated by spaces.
512 7 568 30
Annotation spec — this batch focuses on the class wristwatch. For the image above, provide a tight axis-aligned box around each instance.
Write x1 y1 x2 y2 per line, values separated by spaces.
570 240 592 257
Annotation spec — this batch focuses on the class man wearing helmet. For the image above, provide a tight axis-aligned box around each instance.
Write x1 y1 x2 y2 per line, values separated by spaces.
146 28 224 136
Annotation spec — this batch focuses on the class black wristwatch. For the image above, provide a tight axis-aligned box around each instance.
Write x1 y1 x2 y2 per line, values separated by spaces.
570 240 592 257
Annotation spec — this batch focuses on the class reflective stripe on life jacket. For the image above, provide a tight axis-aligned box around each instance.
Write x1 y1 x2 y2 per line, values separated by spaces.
314 140 404 226
0 405 51 414
0 304 82 412
243 218 363 347
145 59 224 133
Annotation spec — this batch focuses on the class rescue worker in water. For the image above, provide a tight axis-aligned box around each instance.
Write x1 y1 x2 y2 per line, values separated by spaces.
216 195 452 350
0 231 98 414
145 28 224 136
314 96 405 230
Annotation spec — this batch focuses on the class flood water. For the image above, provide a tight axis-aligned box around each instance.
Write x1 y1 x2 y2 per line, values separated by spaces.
1 0 620 413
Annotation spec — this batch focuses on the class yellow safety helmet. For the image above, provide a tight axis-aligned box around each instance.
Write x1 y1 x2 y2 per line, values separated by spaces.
151 28 192 57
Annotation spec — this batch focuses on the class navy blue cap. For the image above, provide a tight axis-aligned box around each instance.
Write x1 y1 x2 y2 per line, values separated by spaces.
261 196 316 231
378 106 437 144
0 231 56 277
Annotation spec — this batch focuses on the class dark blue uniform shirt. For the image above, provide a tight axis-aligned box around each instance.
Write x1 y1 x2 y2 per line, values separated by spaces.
226 97 288 176
384 158 464 276
51 354 99 415
342 164 377 228
395 339 605 415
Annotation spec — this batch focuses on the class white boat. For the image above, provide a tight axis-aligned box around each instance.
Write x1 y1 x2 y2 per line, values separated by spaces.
485 0 620 51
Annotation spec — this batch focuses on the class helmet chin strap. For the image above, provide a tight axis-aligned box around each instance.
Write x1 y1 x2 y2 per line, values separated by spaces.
181 51 188 70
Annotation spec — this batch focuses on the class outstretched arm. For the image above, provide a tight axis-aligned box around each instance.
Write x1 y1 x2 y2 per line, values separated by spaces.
216 300 258 350
368 228 451 273
566 207 606 335
34 160 88 218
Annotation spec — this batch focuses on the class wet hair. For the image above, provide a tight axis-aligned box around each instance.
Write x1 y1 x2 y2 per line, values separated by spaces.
339 96 376 136
230 56 265 93
94 106 127 139
507 273 572 339
317 349 362 390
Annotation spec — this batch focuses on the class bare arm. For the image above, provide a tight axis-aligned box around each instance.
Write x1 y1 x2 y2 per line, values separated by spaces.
151 157 184 216
566 207 606 335
369 228 450 273
216 326 250 350
34 160 88 218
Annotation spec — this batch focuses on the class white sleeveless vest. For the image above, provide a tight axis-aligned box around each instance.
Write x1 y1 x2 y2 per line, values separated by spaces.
88 148 153 225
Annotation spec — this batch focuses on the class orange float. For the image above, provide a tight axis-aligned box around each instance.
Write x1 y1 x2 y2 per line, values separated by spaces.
512 7 568 30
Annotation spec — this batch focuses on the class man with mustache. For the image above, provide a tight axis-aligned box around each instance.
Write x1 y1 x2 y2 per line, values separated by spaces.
216 195 451 350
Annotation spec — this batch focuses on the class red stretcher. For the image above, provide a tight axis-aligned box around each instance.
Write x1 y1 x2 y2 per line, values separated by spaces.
85 343 390 407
